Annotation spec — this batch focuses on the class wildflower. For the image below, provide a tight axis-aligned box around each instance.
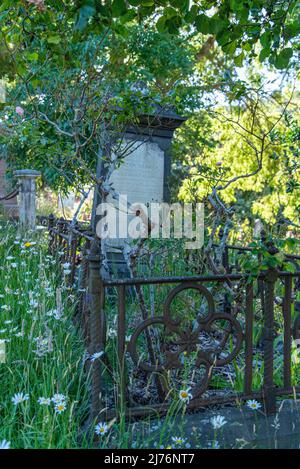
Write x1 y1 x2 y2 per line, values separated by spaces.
51 393 67 405
212 441 220 449
15 106 24 117
47 309 63 320
90 351 104 362
179 388 192 403
108 328 117 338
11 392 29 405
246 400 261 411
38 397 51 406
0 439 10 449
11 263 17 268
24 242 32 248
171 436 186 446
29 299 39 308
95 422 109 436
54 402 67 414
211 415 227 429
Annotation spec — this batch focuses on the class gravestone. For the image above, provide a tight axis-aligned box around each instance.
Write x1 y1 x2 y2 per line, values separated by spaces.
103 108 186 275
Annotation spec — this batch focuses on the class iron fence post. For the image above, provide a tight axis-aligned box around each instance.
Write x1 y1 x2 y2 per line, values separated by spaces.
117 285 127 413
47 214 55 255
57 217 64 256
88 237 105 422
78 238 91 345
263 266 278 415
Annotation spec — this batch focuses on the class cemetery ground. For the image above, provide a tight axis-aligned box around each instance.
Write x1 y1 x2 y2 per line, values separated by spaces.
1 223 300 450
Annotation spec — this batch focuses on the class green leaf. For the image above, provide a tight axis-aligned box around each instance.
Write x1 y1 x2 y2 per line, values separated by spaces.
242 42 252 51
274 48 293 69
47 35 61 45
222 40 237 55
234 51 244 67
156 16 167 33
171 0 189 13
119 9 136 24
216 30 231 46
284 22 300 40
164 7 177 18
75 5 96 31
195 14 211 34
259 47 271 62
185 5 198 23
281 47 293 60
260 30 271 48
26 52 39 61
112 0 127 17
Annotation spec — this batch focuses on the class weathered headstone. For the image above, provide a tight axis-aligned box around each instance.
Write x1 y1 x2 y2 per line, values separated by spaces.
105 109 186 274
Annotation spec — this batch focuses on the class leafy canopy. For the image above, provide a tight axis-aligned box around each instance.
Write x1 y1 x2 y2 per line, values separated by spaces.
0 1 299 71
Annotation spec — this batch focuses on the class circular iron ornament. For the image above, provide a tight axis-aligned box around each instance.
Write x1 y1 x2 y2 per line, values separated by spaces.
202 313 243 366
163 283 215 330
128 282 243 399
128 317 166 373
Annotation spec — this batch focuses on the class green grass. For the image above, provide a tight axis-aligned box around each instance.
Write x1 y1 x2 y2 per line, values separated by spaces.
0 224 91 448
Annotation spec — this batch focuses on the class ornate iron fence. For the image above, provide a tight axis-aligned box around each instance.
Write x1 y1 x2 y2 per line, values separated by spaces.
96 270 300 419
41 214 300 421
38 214 95 344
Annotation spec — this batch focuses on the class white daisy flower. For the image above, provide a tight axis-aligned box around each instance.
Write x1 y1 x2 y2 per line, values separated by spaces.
179 388 192 403
171 436 186 445
29 299 39 308
51 393 67 404
246 399 262 410
47 309 63 320
95 422 109 436
38 397 51 406
90 351 104 362
11 392 29 405
54 401 67 414
0 439 10 449
211 415 227 429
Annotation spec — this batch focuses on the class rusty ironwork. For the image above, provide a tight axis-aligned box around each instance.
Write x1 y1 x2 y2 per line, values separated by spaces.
41 214 300 420
102 270 300 419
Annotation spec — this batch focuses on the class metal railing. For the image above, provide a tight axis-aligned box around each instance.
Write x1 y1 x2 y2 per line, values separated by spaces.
41 214 300 421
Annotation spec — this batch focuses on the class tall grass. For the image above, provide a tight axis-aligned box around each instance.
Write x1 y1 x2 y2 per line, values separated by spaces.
0 224 90 448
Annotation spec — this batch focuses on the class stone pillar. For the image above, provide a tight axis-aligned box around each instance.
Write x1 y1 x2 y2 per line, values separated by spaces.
13 169 41 230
